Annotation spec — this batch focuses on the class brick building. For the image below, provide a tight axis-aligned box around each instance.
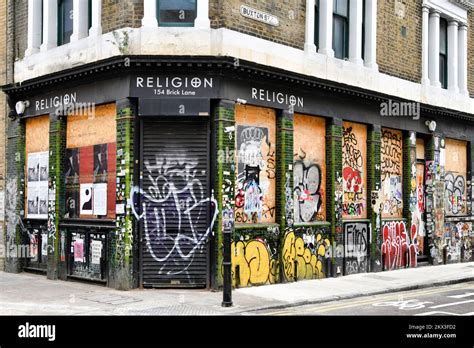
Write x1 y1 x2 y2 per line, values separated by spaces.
1 0 473 290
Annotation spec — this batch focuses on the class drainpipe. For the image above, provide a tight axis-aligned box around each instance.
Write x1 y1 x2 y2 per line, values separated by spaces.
221 226 232 307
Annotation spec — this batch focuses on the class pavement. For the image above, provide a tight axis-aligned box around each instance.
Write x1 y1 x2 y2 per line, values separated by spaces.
0 262 473 315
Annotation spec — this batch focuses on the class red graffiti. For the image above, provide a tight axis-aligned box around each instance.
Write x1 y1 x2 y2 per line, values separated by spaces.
343 167 362 192
382 221 418 270
235 188 245 208
417 176 424 212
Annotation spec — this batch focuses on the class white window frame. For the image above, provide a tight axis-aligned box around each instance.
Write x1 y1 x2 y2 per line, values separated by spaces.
305 0 378 70
27 0 99 55
422 0 469 95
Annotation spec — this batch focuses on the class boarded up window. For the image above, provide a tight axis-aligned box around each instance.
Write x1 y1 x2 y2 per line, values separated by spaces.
342 121 367 219
415 163 425 255
65 103 116 219
293 114 326 222
235 105 276 224
444 138 467 216
381 128 403 218
25 115 50 219
416 138 425 160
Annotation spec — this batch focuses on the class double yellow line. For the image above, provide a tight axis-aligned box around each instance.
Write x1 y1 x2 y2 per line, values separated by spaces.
259 284 474 315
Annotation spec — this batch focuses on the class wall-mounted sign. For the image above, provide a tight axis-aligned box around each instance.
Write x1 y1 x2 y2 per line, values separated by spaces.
21 76 129 117
35 93 78 112
251 87 304 108
240 5 279 26
131 75 219 98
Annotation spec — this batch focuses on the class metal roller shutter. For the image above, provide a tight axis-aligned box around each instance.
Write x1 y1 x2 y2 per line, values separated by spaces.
140 118 210 288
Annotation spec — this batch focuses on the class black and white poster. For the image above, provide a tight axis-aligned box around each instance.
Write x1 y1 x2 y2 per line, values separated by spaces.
27 153 39 182
94 144 108 183
64 186 79 218
27 152 49 219
65 148 80 184
27 184 39 216
39 152 49 181
38 182 49 216
80 184 94 215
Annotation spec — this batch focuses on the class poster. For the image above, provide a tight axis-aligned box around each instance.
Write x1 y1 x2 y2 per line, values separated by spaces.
27 151 49 219
94 144 108 183
39 152 49 181
93 183 107 216
80 184 94 215
73 238 84 262
41 233 48 256
29 233 38 261
27 153 39 182
65 148 80 184
64 186 79 218
27 184 39 216
91 240 102 265
38 182 48 218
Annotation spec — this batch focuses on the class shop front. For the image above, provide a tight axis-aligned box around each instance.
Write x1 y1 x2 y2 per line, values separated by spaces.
3 57 473 290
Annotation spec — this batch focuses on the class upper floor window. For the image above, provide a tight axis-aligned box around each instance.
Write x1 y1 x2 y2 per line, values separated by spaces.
308 0 375 68
439 18 448 89
423 1 469 94
58 0 74 45
157 0 197 27
332 0 349 59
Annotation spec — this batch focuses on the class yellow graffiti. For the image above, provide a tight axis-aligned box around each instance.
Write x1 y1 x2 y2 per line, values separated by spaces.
282 232 330 281
231 239 278 287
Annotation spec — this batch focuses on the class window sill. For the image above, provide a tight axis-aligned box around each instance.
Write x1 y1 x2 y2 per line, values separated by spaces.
342 218 371 223
293 221 331 228
234 223 279 230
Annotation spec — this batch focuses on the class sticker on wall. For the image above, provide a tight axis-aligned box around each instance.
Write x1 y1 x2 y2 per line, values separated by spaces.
80 184 94 215
116 203 125 215
93 183 107 216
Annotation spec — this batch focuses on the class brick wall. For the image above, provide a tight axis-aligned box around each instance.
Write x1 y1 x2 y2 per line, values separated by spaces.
210 0 306 50
102 0 143 34
377 0 422 83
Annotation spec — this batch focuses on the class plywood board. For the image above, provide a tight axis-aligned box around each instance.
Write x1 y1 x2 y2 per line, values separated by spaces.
235 104 276 224
294 113 326 222
342 121 367 219
26 115 50 153
66 103 116 149
381 128 403 218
